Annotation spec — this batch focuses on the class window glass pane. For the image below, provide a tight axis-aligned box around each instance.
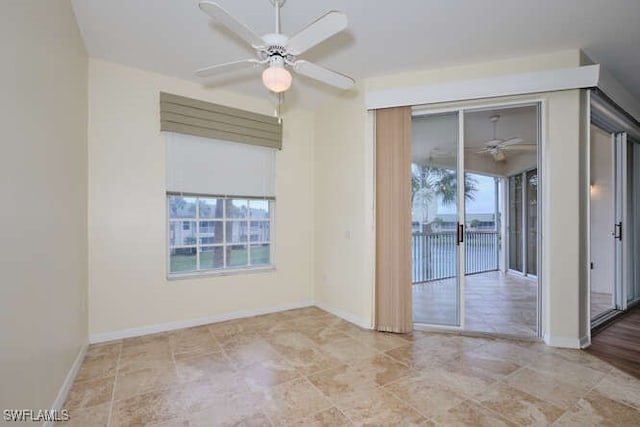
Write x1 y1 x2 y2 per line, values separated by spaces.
170 221 196 246
226 199 248 219
226 221 248 243
250 244 270 265
169 196 196 218
249 200 270 219
249 221 270 242
227 244 248 267
199 221 223 244
170 248 197 272
199 198 224 219
199 246 224 270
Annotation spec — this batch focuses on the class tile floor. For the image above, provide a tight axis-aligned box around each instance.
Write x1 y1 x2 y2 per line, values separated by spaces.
414 271 538 336
64 307 640 426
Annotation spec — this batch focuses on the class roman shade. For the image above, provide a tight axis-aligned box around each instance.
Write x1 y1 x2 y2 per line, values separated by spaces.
160 92 282 150
165 132 275 198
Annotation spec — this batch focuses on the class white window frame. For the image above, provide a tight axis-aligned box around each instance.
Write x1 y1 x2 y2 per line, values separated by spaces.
167 193 275 279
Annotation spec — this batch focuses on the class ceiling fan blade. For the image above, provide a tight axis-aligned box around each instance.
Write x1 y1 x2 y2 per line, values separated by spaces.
287 11 347 56
293 60 354 90
504 144 537 152
195 59 262 78
500 137 524 147
199 1 264 49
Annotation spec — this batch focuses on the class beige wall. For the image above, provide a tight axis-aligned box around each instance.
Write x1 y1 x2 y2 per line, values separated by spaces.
0 0 88 413
314 50 588 346
88 60 315 337
314 88 375 327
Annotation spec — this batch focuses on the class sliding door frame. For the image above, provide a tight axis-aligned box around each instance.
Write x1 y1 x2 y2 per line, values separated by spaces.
412 99 542 339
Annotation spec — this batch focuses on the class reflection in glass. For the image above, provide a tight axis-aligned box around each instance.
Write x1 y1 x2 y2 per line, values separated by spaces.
169 221 197 246
199 198 224 218
249 200 270 219
411 112 460 326
227 245 248 267
250 244 270 265
226 199 248 218
170 248 197 272
526 170 538 275
199 246 224 269
169 196 196 218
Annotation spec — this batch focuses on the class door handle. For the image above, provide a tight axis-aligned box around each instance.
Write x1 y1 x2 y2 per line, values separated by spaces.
457 223 464 245
614 222 622 241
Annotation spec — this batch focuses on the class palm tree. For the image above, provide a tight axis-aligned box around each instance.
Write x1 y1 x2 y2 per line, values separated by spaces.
411 164 477 206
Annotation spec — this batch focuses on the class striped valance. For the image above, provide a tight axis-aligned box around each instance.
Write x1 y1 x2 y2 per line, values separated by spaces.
160 92 282 150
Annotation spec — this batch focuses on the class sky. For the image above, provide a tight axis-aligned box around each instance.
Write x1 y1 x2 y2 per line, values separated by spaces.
438 173 497 214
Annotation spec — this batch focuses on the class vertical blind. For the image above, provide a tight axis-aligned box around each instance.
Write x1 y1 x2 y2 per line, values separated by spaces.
375 107 413 333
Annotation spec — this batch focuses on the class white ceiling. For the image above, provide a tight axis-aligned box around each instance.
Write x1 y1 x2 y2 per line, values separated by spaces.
71 0 640 109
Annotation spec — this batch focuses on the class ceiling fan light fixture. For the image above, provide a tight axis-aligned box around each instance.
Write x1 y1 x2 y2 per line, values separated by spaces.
262 57 292 93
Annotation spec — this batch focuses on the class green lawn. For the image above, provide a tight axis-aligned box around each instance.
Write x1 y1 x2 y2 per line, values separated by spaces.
170 246 270 272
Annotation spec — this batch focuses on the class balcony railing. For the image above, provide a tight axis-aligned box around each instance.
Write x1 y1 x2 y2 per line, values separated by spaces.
412 231 499 284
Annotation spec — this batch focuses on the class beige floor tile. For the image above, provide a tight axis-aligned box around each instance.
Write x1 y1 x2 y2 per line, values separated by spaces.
318 337 381 363
308 363 379 401
337 387 432 426
221 338 281 368
289 407 351 426
74 356 118 382
446 352 523 381
64 376 115 411
382 374 467 418
429 399 518 427
85 341 122 360
174 352 235 383
261 378 333 425
278 343 343 376
592 368 640 410
476 382 565 426
343 328 411 351
240 355 302 388
527 354 607 390
296 325 352 345
113 365 182 401
169 326 221 360
110 387 185 427
65 402 110 427
63 307 640 426
506 367 588 409
180 374 256 413
553 390 640 426
188 397 270 427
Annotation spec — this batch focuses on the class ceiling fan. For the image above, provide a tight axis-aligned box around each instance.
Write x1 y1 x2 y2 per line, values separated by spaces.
477 115 536 162
196 0 355 94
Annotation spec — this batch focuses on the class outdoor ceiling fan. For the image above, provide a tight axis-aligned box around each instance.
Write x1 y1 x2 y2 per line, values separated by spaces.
196 0 355 94
477 115 536 162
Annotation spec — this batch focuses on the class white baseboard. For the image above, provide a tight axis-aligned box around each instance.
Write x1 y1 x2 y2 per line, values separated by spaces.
89 300 315 343
314 301 373 330
543 333 582 349
44 342 88 427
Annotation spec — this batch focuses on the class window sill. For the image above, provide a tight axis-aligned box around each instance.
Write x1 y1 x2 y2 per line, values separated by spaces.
167 265 276 281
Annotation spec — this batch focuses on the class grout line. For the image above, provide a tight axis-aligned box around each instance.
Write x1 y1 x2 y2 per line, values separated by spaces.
105 342 122 427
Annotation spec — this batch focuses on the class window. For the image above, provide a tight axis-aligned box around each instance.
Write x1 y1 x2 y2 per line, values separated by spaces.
168 195 273 275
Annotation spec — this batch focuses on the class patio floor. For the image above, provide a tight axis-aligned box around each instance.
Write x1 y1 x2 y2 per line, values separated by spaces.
413 271 538 337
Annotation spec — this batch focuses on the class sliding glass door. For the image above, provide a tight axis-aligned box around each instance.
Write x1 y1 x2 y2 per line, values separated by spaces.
411 112 461 326
412 103 540 337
